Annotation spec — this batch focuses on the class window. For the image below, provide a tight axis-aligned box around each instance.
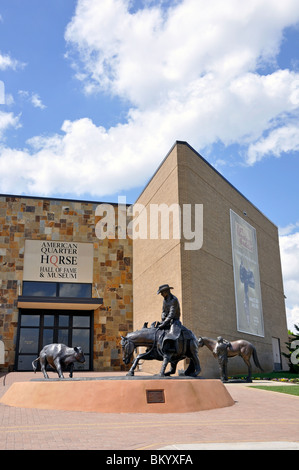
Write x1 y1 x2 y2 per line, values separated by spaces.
59 283 91 298
23 282 57 297
16 310 93 372
22 281 92 298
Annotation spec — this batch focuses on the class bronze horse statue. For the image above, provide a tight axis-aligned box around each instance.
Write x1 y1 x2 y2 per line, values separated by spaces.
121 323 201 377
198 336 263 382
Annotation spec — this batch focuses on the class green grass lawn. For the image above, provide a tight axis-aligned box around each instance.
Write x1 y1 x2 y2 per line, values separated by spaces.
251 385 299 396
252 371 299 379
232 371 299 381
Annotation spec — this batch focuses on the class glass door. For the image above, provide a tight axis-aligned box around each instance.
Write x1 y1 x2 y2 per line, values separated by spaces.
17 313 41 370
16 309 92 371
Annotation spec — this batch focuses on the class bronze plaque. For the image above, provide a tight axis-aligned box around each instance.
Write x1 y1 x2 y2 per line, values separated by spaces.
146 389 165 404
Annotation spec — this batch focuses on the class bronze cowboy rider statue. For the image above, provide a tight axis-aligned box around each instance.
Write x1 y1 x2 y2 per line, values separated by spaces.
156 284 182 353
121 284 201 377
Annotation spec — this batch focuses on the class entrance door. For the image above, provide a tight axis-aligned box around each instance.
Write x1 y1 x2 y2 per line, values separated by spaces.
16 309 93 371
272 337 282 371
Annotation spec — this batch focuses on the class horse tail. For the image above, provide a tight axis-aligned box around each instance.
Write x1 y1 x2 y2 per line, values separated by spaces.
32 357 40 373
252 347 264 372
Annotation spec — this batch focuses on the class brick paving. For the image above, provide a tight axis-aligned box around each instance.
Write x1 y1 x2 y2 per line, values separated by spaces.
0 372 298 450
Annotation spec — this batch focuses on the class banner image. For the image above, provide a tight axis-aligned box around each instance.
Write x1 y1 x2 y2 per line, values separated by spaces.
230 210 264 337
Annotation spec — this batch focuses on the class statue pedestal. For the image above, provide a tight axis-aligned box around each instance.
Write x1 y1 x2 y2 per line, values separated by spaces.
0 376 234 413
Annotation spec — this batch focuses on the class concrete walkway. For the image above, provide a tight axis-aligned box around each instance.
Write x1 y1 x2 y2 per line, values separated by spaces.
0 372 298 450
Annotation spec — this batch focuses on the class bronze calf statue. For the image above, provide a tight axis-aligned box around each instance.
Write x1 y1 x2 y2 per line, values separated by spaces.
32 343 85 379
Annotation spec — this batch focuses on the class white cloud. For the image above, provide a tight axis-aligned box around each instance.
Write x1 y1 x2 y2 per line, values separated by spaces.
30 93 46 110
0 16 25 71
0 111 21 139
247 124 299 165
279 227 299 331
286 306 299 333
279 222 299 236
1 0 299 197
0 80 4 104
65 0 299 106
0 116 168 196
0 52 22 71
63 0 299 157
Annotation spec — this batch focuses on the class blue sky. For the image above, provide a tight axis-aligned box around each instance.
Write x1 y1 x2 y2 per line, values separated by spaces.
1 0 299 331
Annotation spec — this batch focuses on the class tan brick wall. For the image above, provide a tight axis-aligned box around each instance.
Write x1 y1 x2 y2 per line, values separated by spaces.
133 145 185 374
133 142 289 377
0 196 133 371
178 143 288 375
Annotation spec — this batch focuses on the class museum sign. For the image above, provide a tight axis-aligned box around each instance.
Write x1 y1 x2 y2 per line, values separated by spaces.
23 240 93 283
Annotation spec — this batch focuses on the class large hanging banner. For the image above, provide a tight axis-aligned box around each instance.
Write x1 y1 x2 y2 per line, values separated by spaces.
230 210 264 337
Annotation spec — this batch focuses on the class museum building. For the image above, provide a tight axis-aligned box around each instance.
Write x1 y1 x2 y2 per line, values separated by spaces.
0 141 289 377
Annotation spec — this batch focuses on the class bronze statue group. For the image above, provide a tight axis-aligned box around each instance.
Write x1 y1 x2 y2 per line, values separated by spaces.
32 283 263 382
121 284 263 382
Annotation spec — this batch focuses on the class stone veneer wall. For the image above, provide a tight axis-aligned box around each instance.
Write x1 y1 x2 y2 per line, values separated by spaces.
0 195 133 371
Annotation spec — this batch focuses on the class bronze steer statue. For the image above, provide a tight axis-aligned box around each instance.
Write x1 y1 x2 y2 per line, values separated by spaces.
32 343 85 379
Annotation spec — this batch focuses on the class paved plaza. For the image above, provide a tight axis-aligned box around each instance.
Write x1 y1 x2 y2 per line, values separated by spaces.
0 372 298 450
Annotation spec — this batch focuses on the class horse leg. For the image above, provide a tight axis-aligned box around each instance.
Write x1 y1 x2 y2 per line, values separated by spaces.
164 360 177 376
126 355 140 376
158 354 171 376
184 360 195 376
243 357 252 382
126 351 150 376
185 341 201 377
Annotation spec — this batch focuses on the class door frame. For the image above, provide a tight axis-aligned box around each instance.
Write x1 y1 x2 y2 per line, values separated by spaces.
15 308 93 371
